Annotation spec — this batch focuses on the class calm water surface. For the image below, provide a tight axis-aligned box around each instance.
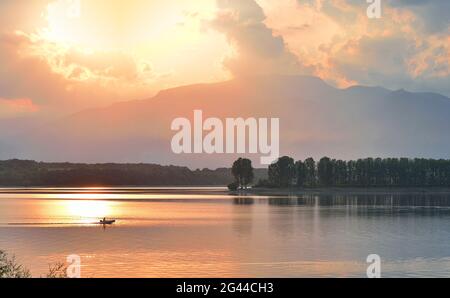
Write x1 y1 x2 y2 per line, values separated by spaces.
1 187 450 277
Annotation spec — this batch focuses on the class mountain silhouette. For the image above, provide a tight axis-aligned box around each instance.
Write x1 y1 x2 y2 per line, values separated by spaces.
3 75 450 168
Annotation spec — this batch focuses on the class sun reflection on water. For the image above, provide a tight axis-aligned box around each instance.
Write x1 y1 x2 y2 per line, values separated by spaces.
61 200 112 220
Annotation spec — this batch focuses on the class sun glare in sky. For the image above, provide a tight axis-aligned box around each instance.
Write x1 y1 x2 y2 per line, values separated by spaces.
0 0 448 117
34 0 231 95
43 0 218 49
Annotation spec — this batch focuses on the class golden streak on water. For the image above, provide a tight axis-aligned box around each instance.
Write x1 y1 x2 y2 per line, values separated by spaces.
2 187 450 277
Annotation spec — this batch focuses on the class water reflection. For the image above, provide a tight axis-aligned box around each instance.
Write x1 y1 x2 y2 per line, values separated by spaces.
266 193 450 208
233 198 255 205
2 188 450 277
60 200 113 221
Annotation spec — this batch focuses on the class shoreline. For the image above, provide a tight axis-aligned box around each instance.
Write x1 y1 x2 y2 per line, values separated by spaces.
3 185 450 196
228 187 450 196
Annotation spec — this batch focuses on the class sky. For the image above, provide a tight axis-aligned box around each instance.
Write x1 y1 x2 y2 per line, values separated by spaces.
0 0 449 119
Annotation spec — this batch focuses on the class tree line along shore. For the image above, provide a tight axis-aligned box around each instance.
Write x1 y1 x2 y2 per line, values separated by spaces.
229 156 450 190
0 159 267 187
2 157 450 190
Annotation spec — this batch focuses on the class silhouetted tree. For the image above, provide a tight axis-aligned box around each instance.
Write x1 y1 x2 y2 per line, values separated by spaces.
295 160 307 187
231 158 254 189
304 157 316 187
318 157 333 186
269 156 295 188
227 181 239 191
261 156 450 189
334 159 347 186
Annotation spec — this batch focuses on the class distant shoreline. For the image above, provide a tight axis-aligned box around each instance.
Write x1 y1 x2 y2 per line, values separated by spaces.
228 187 450 196
2 185 450 196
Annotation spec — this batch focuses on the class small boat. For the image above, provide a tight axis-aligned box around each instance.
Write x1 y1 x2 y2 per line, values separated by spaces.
99 219 116 225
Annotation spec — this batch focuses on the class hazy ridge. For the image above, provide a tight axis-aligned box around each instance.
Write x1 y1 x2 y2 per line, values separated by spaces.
2 75 450 168
0 159 268 187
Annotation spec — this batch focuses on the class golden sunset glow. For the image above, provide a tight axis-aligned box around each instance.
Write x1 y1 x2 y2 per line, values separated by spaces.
43 0 214 48
0 0 449 165
1 0 450 281
33 0 231 96
0 0 448 117
60 200 113 220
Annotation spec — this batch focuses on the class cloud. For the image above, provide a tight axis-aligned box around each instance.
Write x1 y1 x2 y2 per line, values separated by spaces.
0 0 448 121
0 32 113 114
0 0 50 31
210 0 305 76
0 0 229 119
62 49 151 82
0 32 69 108
0 31 158 118
387 0 450 33
254 0 450 95
0 98 39 118
332 35 415 89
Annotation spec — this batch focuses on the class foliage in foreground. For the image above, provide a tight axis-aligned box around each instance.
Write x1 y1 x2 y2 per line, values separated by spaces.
0 250 31 278
0 250 67 278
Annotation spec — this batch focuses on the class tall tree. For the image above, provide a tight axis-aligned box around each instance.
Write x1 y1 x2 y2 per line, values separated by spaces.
268 156 295 188
318 157 333 186
334 159 347 186
304 158 316 187
231 158 254 189
295 160 307 187
253 156 450 189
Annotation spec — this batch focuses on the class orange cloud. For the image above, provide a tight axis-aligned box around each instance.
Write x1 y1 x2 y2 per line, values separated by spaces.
255 0 450 95
0 0 449 121
0 98 39 118
0 0 230 118
210 0 304 77
0 31 123 114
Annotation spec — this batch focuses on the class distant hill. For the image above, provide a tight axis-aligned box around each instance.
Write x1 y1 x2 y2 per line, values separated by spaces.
2 75 450 168
0 159 268 187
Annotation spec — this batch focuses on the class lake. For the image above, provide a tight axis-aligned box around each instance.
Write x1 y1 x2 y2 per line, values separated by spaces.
1 187 450 277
